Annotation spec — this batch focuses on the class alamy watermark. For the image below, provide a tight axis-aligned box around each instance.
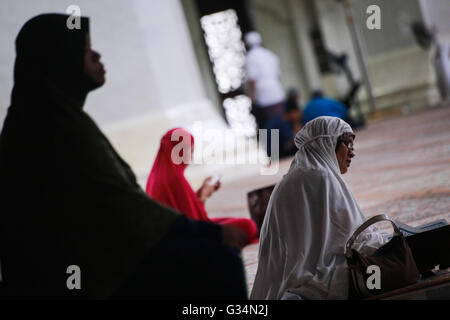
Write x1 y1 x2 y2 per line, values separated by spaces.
66 5 81 30
171 124 280 175
66 264 81 290
366 5 381 30
366 265 381 290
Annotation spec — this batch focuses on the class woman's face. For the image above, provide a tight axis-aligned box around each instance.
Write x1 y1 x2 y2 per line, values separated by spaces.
84 34 106 87
336 135 355 174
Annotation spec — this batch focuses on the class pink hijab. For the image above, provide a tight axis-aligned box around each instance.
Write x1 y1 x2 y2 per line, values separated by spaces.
146 128 209 221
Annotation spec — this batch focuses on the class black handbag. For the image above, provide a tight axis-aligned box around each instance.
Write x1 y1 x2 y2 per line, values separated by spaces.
346 214 421 299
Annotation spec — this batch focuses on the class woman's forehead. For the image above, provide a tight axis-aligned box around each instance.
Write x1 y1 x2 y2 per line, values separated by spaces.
339 132 355 139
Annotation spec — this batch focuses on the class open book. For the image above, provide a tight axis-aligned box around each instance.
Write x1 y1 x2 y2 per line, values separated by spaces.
394 219 449 237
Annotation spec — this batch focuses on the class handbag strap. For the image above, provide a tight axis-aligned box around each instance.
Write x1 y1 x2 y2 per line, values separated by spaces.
345 214 402 258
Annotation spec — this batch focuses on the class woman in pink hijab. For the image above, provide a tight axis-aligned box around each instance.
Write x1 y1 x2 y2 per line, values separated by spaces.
146 128 258 245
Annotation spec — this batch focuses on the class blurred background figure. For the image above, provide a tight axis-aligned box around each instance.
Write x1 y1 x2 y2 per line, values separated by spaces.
411 21 450 101
283 88 303 134
244 31 285 131
325 50 362 113
266 88 303 158
302 90 347 126
302 89 365 130
435 43 450 101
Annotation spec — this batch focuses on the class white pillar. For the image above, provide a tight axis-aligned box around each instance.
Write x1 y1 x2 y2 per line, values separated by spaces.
287 0 323 92
418 0 450 41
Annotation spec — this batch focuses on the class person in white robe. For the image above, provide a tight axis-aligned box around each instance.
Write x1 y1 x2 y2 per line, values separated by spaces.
435 42 450 101
250 116 386 300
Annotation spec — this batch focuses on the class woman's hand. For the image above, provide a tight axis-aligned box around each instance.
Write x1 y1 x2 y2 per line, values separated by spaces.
197 176 221 203
221 224 248 251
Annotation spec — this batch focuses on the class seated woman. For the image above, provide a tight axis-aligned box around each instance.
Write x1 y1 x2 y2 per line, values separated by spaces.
266 93 303 159
250 116 386 300
146 128 259 245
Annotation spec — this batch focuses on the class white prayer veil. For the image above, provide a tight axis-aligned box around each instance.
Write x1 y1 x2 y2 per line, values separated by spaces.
244 31 262 48
250 116 386 300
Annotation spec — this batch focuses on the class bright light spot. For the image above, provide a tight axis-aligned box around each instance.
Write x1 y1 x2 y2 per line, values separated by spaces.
200 9 246 94
223 95 256 137
201 9 256 136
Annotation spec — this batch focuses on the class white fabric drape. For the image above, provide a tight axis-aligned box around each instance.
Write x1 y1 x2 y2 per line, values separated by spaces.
435 43 450 100
250 116 386 300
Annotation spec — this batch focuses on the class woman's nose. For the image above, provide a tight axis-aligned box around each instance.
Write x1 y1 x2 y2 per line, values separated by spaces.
93 50 101 61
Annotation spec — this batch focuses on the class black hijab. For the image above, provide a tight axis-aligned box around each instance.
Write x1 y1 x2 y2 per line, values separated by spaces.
12 14 92 108
0 14 178 299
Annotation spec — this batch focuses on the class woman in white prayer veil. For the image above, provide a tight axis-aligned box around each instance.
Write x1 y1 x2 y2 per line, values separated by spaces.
250 116 387 300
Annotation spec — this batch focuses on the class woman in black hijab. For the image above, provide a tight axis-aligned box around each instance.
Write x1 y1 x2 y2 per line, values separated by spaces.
0 14 247 299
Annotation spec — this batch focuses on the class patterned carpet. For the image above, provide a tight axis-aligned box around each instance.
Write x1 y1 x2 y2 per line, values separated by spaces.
205 104 450 294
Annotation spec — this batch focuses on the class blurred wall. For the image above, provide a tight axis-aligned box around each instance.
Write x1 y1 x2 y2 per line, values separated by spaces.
243 0 446 111
354 0 423 56
313 0 442 113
